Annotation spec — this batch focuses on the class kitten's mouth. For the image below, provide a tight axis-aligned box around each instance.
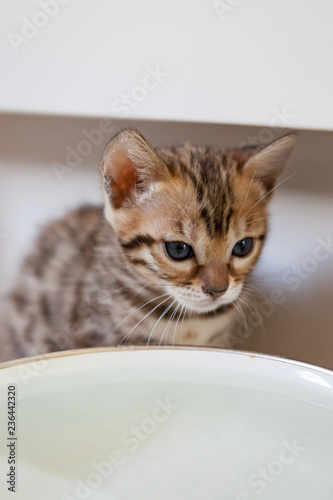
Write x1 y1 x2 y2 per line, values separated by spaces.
175 285 242 314
164 284 242 315
180 295 236 314
185 298 232 313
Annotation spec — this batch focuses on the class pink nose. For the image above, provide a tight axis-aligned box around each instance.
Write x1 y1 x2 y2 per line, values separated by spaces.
202 285 228 298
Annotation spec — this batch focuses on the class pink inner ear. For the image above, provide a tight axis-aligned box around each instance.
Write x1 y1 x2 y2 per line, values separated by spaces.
109 150 139 208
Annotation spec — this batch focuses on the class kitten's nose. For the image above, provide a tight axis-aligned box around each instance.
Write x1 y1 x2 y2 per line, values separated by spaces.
202 285 228 298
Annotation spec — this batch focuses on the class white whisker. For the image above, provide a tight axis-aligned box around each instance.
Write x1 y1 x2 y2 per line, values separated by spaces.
109 292 170 341
120 294 173 345
239 172 255 218
146 295 181 346
172 303 185 346
242 174 296 219
158 302 180 347
179 304 188 345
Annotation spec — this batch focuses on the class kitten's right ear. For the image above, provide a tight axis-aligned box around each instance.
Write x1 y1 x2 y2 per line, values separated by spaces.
101 129 169 209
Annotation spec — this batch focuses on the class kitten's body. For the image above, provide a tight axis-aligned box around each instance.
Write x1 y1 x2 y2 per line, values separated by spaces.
0 131 296 362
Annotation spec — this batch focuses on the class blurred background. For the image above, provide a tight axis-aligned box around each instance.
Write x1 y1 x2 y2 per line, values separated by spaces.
0 0 332 368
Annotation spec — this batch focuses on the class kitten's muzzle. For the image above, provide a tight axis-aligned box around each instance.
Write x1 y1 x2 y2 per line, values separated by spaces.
201 285 228 299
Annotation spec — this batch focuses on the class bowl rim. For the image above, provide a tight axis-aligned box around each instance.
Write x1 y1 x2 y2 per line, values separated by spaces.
1 345 332 378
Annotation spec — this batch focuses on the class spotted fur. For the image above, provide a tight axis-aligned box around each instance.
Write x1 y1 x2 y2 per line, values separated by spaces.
0 130 296 361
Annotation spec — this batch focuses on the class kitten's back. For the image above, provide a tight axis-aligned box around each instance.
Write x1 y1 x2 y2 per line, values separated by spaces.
0 205 106 361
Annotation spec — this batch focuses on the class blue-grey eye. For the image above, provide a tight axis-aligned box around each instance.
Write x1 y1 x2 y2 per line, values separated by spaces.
165 241 194 261
232 237 253 257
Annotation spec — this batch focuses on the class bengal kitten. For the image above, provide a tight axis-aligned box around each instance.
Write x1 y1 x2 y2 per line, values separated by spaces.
0 130 296 361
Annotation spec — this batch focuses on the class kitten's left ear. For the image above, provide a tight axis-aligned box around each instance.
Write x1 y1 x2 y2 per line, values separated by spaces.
243 133 297 191
101 129 170 209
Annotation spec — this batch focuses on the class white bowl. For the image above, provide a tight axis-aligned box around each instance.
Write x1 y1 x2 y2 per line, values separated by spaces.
0 347 332 499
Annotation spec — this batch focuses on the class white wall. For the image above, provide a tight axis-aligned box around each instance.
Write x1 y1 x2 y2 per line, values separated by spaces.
1 0 333 130
0 114 332 368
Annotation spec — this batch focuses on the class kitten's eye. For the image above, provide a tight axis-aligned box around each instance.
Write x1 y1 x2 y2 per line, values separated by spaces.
232 237 253 257
165 241 194 261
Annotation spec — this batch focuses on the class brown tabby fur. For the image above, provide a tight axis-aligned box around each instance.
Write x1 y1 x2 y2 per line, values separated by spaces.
0 130 296 361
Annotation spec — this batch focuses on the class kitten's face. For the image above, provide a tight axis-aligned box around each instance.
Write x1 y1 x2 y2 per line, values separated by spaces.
111 173 266 314
102 130 296 315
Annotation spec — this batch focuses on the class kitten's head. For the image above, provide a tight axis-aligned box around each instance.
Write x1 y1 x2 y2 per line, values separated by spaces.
101 129 296 314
